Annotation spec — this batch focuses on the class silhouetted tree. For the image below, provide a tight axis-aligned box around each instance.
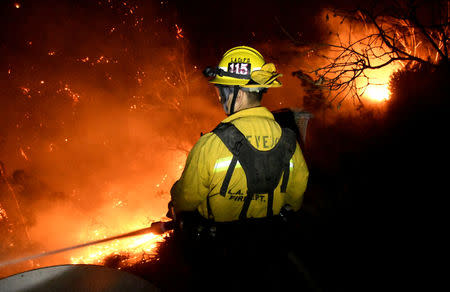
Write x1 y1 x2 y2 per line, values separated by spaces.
293 0 449 106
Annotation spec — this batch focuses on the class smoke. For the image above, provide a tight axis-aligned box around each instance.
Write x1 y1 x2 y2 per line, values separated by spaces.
0 0 224 277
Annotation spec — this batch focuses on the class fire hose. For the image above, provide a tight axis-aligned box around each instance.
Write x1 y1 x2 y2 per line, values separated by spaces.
0 205 296 268
0 221 174 268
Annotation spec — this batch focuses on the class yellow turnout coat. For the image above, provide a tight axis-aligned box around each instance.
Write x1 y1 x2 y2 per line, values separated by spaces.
171 107 308 222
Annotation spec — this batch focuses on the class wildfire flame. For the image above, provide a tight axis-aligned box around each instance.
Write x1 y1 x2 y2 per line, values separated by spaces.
314 9 413 105
64 167 184 267
358 64 398 102
0 0 215 278
366 84 390 101
70 223 169 266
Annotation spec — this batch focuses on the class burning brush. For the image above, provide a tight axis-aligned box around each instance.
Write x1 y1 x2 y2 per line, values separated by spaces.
0 220 174 269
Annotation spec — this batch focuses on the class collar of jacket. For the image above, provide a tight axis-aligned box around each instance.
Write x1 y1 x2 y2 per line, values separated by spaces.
221 106 275 123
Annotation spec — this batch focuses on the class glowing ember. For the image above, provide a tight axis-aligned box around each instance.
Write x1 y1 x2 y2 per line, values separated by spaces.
19 147 29 161
14 3 20 9
175 24 184 39
0 204 8 221
366 84 390 101
20 87 31 98
57 84 81 104
78 56 118 66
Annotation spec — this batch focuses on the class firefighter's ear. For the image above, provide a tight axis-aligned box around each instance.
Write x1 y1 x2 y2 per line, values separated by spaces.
238 89 246 99
236 89 246 104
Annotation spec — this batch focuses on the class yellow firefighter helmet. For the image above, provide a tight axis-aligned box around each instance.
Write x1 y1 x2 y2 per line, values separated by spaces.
204 46 282 88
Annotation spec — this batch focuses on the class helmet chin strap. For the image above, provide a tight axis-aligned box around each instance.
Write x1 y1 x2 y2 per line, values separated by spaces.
228 85 240 116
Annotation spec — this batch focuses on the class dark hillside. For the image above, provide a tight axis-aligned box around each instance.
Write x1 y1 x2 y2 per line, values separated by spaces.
295 62 449 291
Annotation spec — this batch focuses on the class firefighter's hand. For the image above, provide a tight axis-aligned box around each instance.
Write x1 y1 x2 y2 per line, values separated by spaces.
279 204 295 222
150 221 174 234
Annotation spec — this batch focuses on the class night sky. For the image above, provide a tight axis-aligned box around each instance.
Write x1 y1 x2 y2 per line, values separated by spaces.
0 0 330 66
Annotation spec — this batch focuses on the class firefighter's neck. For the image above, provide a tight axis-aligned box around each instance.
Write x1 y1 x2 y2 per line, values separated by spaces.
228 90 260 114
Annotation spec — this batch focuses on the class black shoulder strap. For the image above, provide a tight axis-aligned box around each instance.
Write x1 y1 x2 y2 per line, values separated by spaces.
220 156 238 197
212 122 246 156
213 123 245 197
213 122 297 220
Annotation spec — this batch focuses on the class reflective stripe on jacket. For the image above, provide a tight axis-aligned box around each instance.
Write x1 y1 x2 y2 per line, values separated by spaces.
171 106 309 222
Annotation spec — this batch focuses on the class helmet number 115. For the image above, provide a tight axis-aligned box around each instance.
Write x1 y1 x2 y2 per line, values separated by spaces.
228 63 250 75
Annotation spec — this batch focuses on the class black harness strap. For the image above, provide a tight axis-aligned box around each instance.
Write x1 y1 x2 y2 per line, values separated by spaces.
281 165 290 193
239 192 254 220
212 123 246 156
220 155 238 197
213 122 296 220
229 86 240 115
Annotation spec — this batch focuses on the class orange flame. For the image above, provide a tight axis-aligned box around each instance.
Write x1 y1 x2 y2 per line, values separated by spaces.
318 9 406 104
365 84 390 101
70 224 168 266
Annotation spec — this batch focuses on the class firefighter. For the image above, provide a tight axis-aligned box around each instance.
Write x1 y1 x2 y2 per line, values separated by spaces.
170 46 309 291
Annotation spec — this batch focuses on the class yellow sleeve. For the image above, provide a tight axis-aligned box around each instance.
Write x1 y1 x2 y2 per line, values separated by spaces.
285 144 309 211
170 134 212 213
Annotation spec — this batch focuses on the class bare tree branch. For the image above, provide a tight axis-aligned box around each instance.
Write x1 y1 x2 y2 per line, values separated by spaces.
291 0 449 106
